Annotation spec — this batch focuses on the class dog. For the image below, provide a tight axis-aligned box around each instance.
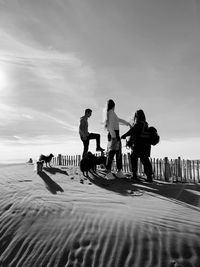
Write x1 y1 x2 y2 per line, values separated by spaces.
80 152 96 176
95 155 107 169
80 152 107 176
39 153 54 167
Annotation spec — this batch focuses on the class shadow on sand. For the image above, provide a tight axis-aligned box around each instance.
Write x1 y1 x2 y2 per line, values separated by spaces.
87 170 144 197
88 170 200 209
38 171 64 194
43 167 69 176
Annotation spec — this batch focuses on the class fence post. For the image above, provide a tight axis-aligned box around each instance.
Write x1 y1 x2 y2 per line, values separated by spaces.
127 153 132 172
189 160 192 181
78 155 81 166
122 154 126 172
192 160 196 183
152 158 155 178
155 158 158 179
164 157 170 182
174 159 178 182
183 159 187 182
58 154 62 165
197 160 200 183
159 159 162 180
122 154 124 172
178 157 182 182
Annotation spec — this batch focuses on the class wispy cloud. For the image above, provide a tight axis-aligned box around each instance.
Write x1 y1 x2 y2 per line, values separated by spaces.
0 27 99 145
0 0 200 161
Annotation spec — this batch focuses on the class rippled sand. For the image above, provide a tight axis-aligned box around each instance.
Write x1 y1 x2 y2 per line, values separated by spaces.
0 164 200 267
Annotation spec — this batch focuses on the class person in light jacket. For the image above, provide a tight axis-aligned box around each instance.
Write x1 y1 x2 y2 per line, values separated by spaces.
104 99 131 180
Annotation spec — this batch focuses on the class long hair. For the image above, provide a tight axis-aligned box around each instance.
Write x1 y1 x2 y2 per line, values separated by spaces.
103 99 115 129
134 109 146 123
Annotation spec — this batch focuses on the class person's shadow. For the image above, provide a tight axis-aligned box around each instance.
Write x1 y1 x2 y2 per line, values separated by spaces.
88 170 200 209
38 171 64 194
43 167 69 176
88 170 144 197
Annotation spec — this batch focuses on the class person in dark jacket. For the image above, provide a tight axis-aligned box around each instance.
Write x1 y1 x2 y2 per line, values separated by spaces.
79 108 104 157
121 109 153 182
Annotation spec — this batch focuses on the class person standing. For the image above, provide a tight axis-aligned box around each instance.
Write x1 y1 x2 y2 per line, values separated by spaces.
104 99 131 180
121 109 153 182
79 108 104 157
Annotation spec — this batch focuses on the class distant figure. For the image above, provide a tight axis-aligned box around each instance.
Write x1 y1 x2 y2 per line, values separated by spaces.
103 99 131 180
121 109 153 182
79 108 104 157
27 158 33 164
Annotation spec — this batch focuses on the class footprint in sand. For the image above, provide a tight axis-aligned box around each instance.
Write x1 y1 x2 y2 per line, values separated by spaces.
127 189 143 196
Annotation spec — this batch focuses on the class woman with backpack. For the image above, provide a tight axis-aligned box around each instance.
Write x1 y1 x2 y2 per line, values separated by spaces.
121 109 153 182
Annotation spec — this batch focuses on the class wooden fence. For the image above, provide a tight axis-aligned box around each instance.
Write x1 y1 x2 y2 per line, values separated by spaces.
52 154 200 184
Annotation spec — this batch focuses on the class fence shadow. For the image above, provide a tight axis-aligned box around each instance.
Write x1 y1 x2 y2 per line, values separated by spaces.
135 182 200 209
38 171 64 194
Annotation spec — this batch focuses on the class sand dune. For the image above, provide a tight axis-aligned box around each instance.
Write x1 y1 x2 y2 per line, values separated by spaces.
0 164 200 267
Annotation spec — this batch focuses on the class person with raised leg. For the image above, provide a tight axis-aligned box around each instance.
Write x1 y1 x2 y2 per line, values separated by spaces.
79 108 105 158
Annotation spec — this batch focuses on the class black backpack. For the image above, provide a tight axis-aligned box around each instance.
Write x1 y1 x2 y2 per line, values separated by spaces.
148 126 160 146
126 125 160 147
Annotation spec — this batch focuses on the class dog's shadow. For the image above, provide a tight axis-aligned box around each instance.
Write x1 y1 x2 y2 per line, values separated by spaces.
43 167 69 176
38 171 64 194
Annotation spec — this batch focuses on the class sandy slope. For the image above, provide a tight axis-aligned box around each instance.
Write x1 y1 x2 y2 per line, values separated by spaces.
0 164 200 267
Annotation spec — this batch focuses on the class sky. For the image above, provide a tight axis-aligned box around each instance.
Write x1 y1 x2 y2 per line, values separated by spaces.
0 0 200 163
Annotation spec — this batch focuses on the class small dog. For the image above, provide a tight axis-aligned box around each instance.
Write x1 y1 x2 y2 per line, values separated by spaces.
95 155 107 169
39 153 54 167
80 152 96 176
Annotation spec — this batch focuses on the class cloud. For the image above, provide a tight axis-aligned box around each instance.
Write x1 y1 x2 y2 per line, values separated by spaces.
0 104 79 140
0 26 100 143
0 0 200 162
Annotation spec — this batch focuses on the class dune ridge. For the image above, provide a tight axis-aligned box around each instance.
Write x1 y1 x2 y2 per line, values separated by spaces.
0 164 200 267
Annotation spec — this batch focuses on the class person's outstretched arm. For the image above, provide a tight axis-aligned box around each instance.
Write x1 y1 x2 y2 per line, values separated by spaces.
118 117 131 127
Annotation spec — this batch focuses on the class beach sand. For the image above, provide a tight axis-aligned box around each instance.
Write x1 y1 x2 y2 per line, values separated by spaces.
0 163 200 267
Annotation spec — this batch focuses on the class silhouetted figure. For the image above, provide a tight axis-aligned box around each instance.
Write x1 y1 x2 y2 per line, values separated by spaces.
80 151 96 177
27 158 33 164
103 99 131 180
121 109 153 182
79 108 104 158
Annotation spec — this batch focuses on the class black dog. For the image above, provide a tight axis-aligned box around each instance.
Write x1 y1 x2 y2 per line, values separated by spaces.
95 155 107 169
80 152 107 176
80 152 96 177
39 153 54 167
